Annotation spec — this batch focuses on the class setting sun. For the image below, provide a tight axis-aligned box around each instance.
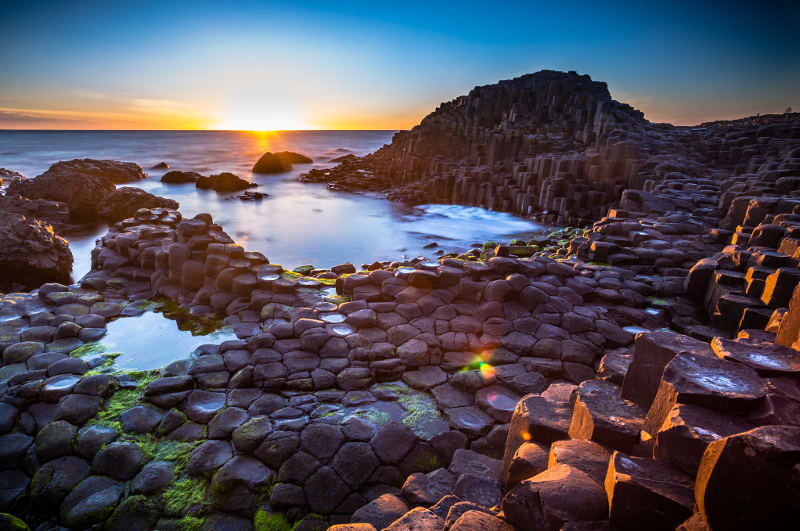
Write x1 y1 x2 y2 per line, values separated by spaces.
212 107 315 131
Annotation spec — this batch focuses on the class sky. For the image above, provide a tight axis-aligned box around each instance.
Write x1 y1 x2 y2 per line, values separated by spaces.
0 0 797 130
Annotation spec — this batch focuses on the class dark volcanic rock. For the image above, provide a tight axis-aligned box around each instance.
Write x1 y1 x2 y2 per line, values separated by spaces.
8 170 115 220
196 172 257 192
97 187 179 221
252 151 310 173
695 425 800 529
0 211 73 288
37 158 146 183
161 170 201 183
606 451 694 531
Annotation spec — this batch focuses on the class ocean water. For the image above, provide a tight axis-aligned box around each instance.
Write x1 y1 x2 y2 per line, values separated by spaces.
0 130 549 281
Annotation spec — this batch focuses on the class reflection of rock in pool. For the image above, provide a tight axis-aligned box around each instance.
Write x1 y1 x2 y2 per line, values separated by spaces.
74 309 236 371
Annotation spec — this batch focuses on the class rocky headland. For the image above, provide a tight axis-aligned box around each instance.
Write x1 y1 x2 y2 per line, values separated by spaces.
1 70 800 530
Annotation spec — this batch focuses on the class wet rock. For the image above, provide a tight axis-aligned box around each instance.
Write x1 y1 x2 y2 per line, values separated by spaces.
53 393 102 425
211 456 272 514
476 384 521 422
75 424 117 459
60 475 122 528
444 407 494 436
73 374 118 397
0 433 33 469
621 331 714 409
351 493 409 529
131 460 173 494
35 420 77 461
642 352 767 438
182 390 226 423
91 441 144 480
232 415 273 453
29 455 89 506
606 451 694 531
188 440 232 477
711 336 800 376
695 425 800 528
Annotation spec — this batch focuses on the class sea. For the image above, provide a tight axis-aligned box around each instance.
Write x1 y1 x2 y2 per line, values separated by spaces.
0 130 548 282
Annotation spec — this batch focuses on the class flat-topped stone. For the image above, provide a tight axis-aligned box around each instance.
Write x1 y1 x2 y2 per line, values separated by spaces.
642 352 767 439
621 331 715 409
711 336 800 376
569 380 645 453
605 451 694 531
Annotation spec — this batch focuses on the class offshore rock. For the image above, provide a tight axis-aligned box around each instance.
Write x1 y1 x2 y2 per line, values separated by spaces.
7 170 116 221
196 172 258 192
97 187 179 221
37 158 146 183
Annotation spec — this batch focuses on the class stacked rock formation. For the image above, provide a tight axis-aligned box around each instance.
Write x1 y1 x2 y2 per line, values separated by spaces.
300 70 800 229
2 159 180 288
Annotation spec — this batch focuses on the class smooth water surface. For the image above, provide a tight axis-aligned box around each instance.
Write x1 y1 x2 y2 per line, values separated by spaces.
87 310 236 370
0 130 549 281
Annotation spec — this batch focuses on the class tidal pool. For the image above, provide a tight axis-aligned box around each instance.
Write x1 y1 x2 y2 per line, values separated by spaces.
74 310 236 371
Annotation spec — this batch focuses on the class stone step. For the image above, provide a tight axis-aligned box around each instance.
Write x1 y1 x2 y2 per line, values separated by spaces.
641 352 767 439
568 380 646 453
605 451 694 531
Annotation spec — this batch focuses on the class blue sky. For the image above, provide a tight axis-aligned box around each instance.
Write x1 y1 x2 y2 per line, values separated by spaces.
0 0 797 128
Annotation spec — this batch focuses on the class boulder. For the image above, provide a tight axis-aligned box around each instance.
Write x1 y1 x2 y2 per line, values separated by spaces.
0 211 73 289
7 169 115 220
35 158 146 183
161 170 202 183
276 151 313 164
97 187 178 221
253 152 290 173
196 172 257 192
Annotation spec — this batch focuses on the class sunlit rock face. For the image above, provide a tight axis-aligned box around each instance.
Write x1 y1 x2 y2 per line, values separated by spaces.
0 211 73 289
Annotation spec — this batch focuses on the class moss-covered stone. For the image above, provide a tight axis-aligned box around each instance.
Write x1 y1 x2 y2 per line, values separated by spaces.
0 513 29 531
254 509 296 531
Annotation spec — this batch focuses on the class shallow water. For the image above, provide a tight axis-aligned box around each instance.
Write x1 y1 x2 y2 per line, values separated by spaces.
79 310 236 371
0 130 549 281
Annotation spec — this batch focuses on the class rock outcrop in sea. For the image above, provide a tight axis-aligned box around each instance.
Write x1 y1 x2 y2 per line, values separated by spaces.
1 70 800 530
